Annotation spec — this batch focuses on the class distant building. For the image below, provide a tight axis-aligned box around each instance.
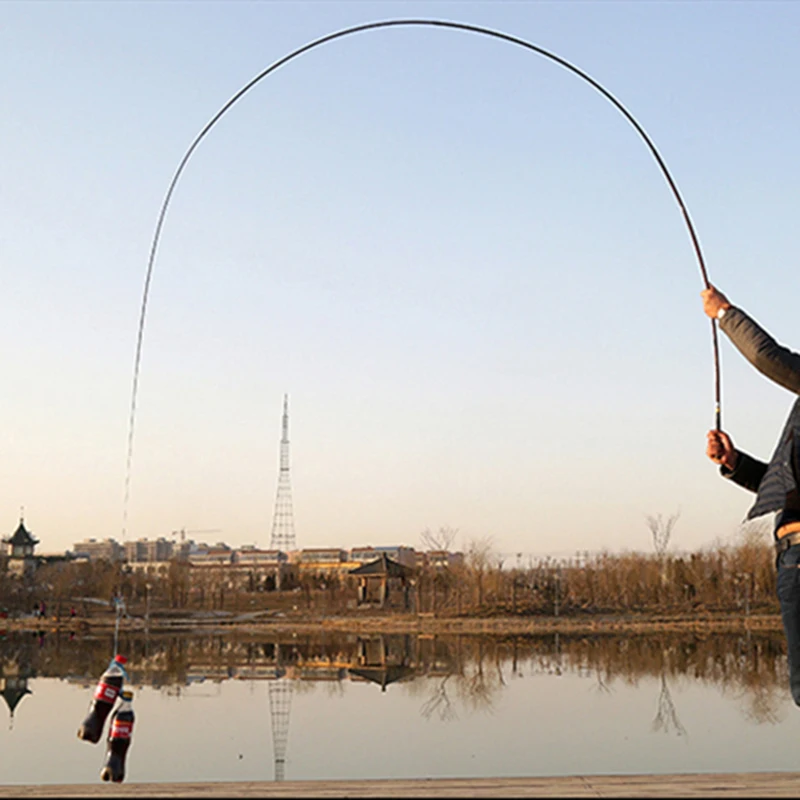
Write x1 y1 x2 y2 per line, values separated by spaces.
2 517 39 578
173 539 195 561
235 547 287 567
427 550 465 569
299 548 348 565
72 538 123 563
124 540 147 563
350 555 415 610
414 550 464 569
183 545 293 592
297 548 356 575
187 543 233 566
148 538 173 562
350 546 416 568
124 538 174 563
232 547 291 591
126 561 171 578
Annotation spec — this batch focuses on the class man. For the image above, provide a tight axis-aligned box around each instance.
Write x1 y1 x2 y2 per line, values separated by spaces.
702 285 800 705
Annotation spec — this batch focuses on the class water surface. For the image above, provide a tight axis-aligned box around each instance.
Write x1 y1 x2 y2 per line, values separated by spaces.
1 630 798 785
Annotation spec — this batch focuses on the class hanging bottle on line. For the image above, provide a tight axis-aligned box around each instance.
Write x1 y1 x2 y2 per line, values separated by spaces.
100 689 135 783
77 654 128 744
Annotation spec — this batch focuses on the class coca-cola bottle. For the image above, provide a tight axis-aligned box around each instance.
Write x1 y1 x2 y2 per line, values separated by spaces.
100 690 134 783
77 654 128 743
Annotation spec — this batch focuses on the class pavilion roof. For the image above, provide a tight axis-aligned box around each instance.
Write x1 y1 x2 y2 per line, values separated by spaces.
348 553 413 577
3 520 38 548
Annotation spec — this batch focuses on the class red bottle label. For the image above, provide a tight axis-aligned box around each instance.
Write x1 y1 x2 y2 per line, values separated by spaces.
110 719 133 739
93 681 119 703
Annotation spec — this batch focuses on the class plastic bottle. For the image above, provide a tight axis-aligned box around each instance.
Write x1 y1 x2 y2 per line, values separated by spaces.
77 654 128 743
100 690 134 783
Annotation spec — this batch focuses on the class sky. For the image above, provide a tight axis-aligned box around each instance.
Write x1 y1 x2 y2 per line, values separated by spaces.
2 0 800 560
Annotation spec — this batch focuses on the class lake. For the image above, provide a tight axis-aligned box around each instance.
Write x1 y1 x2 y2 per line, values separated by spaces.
1 629 799 785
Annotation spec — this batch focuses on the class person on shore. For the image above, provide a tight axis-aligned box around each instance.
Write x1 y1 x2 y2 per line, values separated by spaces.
702 285 800 705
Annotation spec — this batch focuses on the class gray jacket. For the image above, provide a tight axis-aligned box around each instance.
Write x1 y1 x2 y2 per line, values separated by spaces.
718 307 800 522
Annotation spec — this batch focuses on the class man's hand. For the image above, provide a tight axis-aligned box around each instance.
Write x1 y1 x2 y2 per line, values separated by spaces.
700 286 732 319
706 429 738 470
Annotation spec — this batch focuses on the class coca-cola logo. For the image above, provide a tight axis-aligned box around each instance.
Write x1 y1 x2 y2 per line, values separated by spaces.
93 682 119 702
111 721 133 739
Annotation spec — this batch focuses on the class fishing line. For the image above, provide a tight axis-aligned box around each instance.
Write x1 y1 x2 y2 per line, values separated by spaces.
121 18 721 539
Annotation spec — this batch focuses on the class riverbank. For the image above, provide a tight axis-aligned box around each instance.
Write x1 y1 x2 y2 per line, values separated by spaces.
2 609 784 637
3 772 800 798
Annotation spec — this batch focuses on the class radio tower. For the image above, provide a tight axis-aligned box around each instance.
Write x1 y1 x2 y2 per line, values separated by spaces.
270 394 296 555
267 400 295 780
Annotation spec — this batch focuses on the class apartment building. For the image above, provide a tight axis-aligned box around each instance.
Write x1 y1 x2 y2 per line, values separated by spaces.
124 538 174 564
72 538 124 562
297 548 357 575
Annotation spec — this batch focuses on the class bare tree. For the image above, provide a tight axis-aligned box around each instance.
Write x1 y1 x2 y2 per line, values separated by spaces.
466 537 494 609
646 511 680 583
420 526 459 552
647 511 679 557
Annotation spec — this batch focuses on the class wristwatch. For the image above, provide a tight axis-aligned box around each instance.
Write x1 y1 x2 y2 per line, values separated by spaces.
716 307 728 320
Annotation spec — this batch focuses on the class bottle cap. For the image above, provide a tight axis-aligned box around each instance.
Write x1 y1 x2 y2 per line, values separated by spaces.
114 655 128 665
120 690 133 702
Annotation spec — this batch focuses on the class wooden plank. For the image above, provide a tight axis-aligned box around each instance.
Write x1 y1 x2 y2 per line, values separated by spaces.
3 773 800 798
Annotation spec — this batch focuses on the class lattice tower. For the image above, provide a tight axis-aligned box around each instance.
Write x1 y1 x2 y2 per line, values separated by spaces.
269 394 296 552
268 644 293 782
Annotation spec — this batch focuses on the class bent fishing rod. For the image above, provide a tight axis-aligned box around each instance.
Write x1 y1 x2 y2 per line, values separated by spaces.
123 18 721 538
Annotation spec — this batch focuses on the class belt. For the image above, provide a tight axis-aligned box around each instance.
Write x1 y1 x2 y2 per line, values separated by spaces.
778 520 800 537
775 530 800 554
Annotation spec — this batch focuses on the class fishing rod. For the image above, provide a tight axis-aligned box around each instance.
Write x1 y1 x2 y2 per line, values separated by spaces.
122 18 721 537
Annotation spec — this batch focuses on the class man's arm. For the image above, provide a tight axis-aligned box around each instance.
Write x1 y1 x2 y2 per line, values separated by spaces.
706 429 767 493
720 450 768 494
721 309 800 395
701 286 800 394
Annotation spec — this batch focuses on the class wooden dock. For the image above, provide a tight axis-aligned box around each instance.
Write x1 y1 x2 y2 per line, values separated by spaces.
3 773 799 797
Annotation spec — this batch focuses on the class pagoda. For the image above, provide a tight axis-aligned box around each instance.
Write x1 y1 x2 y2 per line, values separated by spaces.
2 516 39 578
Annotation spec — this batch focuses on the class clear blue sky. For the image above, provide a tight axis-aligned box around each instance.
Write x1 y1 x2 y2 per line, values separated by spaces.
2 0 799 558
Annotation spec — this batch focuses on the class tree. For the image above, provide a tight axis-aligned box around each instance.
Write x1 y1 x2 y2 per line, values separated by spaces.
646 511 680 584
420 526 459 552
466 537 494 609
167 560 190 608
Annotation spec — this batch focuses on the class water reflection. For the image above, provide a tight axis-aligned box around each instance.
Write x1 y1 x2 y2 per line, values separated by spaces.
0 629 792 781
652 673 686 737
348 634 415 691
268 645 292 782
0 650 33 730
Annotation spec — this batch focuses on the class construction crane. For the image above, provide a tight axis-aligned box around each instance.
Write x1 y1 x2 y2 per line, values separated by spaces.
171 528 221 544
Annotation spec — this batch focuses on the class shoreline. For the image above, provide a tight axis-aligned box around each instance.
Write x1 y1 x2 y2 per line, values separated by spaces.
2 610 784 637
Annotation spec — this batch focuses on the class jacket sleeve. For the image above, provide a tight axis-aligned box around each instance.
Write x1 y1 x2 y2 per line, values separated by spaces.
720 307 800 394
720 450 767 494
